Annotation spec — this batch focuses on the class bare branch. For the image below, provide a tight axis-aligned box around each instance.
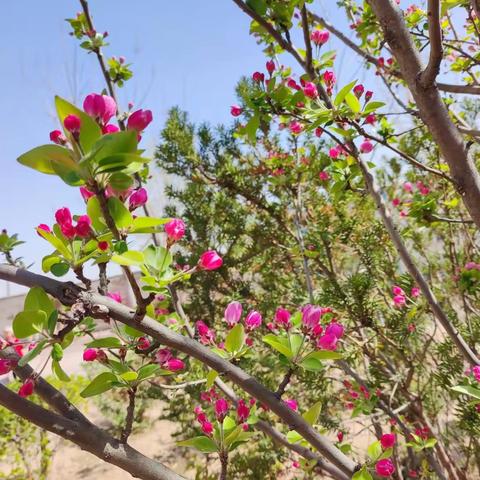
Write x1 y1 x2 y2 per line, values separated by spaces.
420 0 443 87
437 82 480 94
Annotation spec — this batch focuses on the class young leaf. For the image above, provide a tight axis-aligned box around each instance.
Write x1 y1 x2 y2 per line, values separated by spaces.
334 80 357 106
111 250 144 267
80 372 117 398
262 334 293 359
107 197 133 229
177 436 218 453
13 311 47 338
137 364 161 381
18 339 48 367
87 337 123 348
24 287 55 317
17 145 76 175
52 359 71 382
206 369 218 388
302 350 343 361
367 440 382 460
451 385 480 400
345 92 361 113
225 324 245 353
302 401 322 426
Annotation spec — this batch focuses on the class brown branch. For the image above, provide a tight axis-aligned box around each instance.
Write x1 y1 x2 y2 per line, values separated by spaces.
0 383 184 480
367 0 480 231
0 263 357 477
420 0 443 87
121 387 137 443
437 83 480 94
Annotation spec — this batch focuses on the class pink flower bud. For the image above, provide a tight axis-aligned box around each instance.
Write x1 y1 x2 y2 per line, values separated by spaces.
311 29 329 45
365 90 373 101
325 322 344 339
380 433 396 449
129 188 148 210
303 81 318 99
102 124 120 134
252 71 265 83
214 397 229 421
201 420 214 436
359 140 374 153
80 187 94 202
83 348 98 362
353 84 365 98
403 182 413 193
392 198 400 207
166 358 184 371
236 399 250 422
37 224 51 235
127 109 153 132
230 105 243 117
323 70 336 87
317 333 339 350
284 399 298 411
315 127 323 137
83 93 117 125
18 378 35 398
0 359 14 375
289 121 303 135
199 250 223 270
137 337 151 350
365 113 376 125
393 295 406 307
392 285 404 296
50 130 67 145
274 307 291 329
375 458 395 477
164 218 185 241
55 207 72 227
98 241 109 251
107 292 122 303
245 310 262 330
337 431 344 442
75 215 92 238
63 114 81 134
302 305 322 329
266 60 275 74
287 78 300 90
319 171 329 181
156 348 172 365
411 287 420 298
329 147 340 159
224 301 243 327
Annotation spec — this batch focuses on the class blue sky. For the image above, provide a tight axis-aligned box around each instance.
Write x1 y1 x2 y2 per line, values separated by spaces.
0 0 392 296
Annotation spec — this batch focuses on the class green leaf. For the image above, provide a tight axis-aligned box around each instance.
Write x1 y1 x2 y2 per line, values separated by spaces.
42 254 62 273
363 101 385 114
17 145 76 175
224 425 242 448
130 217 171 234
123 324 144 338
87 337 123 348
289 334 303 358
95 154 148 174
87 196 107 232
80 372 117 398
51 160 83 186
50 263 70 277
245 115 260 144
286 430 303 443
302 401 322 426
111 250 144 267
302 350 343 361
345 92 361 113
177 436 218 453
424 438 438 448
451 385 480 400
13 311 47 338
367 440 382 460
18 340 48 367
109 172 134 191
92 130 138 162
299 357 324 372
246 0 267 15
24 287 55 317
37 228 72 259
206 369 218 388
334 80 357 106
262 334 293 359
137 364 161 381
47 310 58 335
143 245 172 272
352 466 373 480
55 95 102 152
378 447 393 460
120 371 138 382
225 324 245 353
107 197 133 229
52 359 70 382
51 343 64 361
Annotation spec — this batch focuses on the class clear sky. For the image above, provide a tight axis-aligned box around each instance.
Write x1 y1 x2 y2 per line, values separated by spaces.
0 0 391 296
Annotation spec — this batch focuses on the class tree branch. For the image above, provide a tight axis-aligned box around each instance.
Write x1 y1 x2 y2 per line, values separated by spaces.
0 383 185 480
0 263 357 477
420 0 443 88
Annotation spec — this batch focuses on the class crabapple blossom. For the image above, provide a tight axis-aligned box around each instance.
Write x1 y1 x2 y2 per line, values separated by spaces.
18 379 35 398
375 458 395 477
380 433 396 449
164 218 185 241
199 250 223 270
83 93 116 124
83 348 98 362
129 188 148 210
230 105 243 117
127 109 153 132
50 129 66 145
310 29 329 45
245 310 262 330
224 301 243 327
63 114 81 134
